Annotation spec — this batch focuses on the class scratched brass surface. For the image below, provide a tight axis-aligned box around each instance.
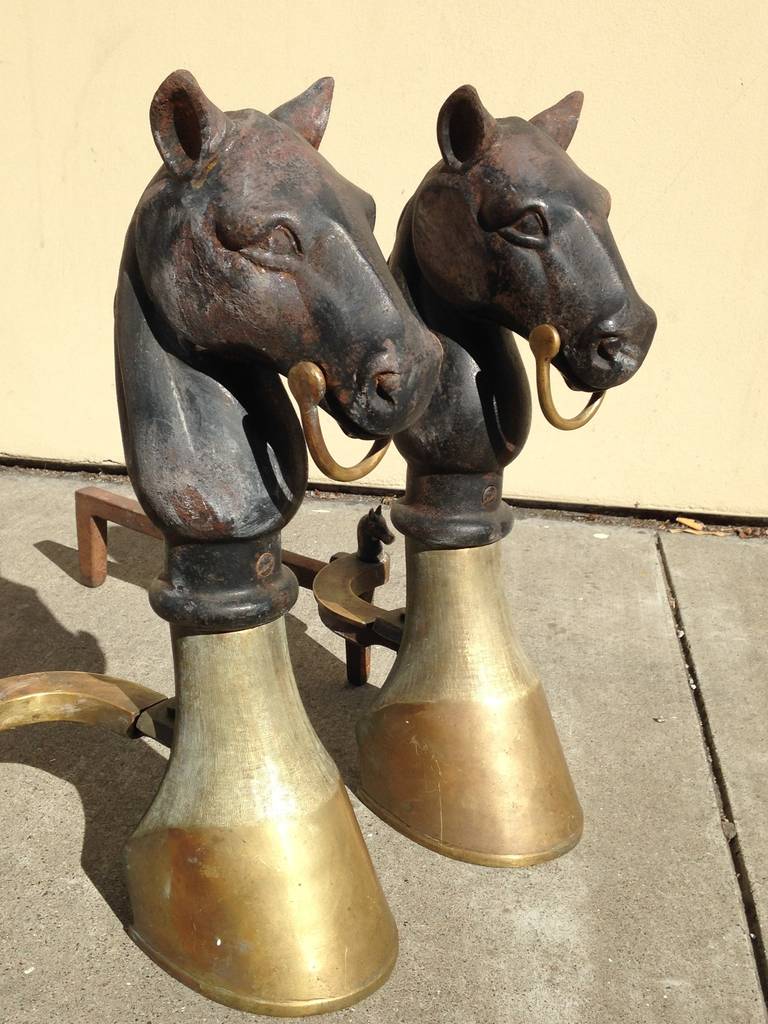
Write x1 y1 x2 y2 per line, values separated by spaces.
0 671 164 735
357 540 582 866
125 619 397 1016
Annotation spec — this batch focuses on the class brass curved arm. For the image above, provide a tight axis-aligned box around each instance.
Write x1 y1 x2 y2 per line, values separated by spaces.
0 671 166 736
528 325 605 431
288 361 390 482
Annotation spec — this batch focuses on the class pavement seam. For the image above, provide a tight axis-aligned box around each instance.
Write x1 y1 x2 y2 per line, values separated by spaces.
656 533 768 1013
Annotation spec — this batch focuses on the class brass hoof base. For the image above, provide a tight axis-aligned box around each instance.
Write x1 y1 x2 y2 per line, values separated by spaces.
126 622 397 1016
357 693 583 868
355 540 583 867
127 782 397 1016
128 931 395 1017
357 785 582 868
127 931 394 1017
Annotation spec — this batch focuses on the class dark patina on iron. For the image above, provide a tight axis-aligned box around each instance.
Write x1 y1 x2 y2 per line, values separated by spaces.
115 70 441 630
390 86 657 547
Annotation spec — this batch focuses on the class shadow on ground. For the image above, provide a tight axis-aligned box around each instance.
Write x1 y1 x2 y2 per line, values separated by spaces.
0 556 162 925
288 614 379 790
0 722 166 925
0 569 106 677
0 534 378 928
35 527 378 787
36 524 161 590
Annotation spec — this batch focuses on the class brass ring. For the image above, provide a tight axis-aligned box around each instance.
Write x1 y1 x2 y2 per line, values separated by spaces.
528 324 605 431
287 361 390 483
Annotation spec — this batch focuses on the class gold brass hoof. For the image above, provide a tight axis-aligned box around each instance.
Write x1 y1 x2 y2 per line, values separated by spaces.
125 619 397 1015
356 540 583 866
288 361 390 482
529 324 605 431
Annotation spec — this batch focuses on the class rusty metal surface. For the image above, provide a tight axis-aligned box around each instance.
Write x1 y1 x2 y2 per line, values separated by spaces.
115 70 441 630
75 486 162 587
74 486 328 592
390 86 657 547
73 486 397 689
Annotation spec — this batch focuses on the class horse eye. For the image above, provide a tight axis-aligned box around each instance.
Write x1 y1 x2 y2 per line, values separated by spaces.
510 209 547 237
216 220 302 260
497 207 549 248
257 223 302 256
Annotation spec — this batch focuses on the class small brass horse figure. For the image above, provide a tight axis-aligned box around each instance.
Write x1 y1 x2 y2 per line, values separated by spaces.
356 86 656 866
357 504 396 564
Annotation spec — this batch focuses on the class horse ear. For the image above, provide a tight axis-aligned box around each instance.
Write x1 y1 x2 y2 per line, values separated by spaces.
437 85 497 170
529 91 584 150
150 70 228 179
270 77 334 149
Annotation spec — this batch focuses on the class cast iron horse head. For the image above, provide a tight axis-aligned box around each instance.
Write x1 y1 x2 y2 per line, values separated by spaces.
390 86 657 546
115 71 441 629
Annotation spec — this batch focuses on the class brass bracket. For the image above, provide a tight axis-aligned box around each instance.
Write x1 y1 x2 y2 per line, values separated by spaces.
312 552 404 653
0 671 167 738
288 361 390 482
529 324 605 430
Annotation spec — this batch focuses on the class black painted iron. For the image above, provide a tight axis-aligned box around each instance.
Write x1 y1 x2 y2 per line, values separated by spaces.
115 70 441 629
390 86 657 547
350 88 658 867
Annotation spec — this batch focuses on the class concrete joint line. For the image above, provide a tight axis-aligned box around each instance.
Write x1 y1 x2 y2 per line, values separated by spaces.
656 534 768 1011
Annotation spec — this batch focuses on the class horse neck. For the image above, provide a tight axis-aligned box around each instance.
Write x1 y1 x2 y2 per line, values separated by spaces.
387 195 530 551
115 228 307 631
390 199 505 365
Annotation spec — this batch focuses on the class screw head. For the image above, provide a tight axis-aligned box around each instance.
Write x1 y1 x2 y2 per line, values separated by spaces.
255 551 275 578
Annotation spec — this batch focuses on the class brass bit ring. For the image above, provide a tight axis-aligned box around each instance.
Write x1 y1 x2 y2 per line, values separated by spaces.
529 324 605 431
288 361 390 482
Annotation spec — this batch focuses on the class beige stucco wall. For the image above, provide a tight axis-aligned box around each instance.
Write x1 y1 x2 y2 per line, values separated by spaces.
2 1 767 516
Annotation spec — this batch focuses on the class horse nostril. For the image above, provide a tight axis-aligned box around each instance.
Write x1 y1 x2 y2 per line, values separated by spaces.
374 371 400 403
596 336 623 363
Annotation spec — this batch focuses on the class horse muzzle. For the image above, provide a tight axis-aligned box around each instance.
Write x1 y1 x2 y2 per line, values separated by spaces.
558 300 657 392
287 330 441 483
344 330 442 438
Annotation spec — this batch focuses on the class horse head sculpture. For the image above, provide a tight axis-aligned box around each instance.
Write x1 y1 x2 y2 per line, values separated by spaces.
357 86 657 868
116 70 441 628
389 85 656 545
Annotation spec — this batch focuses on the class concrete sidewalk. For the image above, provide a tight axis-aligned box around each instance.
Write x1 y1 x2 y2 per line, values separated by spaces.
0 467 766 1024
